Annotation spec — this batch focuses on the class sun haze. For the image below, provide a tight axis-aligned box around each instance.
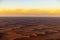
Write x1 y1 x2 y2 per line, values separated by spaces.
0 0 60 17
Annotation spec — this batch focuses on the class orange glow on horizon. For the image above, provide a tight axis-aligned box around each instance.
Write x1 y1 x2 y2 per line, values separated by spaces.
0 9 60 16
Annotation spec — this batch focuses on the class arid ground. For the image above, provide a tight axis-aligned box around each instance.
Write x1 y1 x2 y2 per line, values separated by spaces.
0 17 60 40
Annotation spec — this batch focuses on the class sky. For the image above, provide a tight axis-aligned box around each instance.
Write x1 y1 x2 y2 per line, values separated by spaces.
0 0 60 9
0 0 60 17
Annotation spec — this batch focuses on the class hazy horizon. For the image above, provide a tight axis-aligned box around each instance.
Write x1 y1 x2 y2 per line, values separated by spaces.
0 0 60 17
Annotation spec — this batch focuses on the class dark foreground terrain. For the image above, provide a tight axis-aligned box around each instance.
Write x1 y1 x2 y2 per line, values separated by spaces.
0 17 60 40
